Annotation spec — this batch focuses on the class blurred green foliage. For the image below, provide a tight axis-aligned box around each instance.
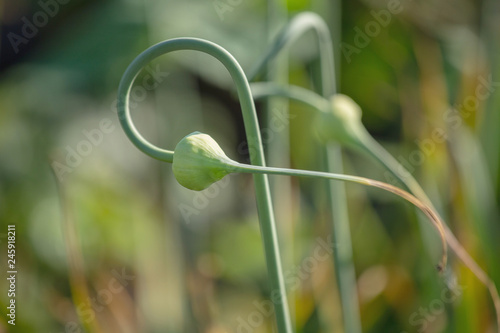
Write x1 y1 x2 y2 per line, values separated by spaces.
1 0 499 332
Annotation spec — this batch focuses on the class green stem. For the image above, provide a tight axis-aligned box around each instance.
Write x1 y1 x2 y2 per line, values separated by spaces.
251 82 329 112
357 131 500 330
227 161 448 271
250 81 500 330
248 12 335 93
266 0 295 325
249 13 362 333
117 38 292 333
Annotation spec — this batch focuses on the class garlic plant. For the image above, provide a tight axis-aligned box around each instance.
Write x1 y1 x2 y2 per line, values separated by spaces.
172 132 233 191
116 28 499 333
117 38 293 333
173 131 448 273
250 80 500 331
249 12 362 333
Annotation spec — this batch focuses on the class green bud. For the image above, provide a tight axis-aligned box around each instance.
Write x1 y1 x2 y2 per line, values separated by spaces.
314 94 364 147
173 132 233 191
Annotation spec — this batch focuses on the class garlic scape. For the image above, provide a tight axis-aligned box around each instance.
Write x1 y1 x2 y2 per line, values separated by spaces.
248 12 360 332
172 132 448 272
250 81 500 327
250 82 368 149
314 94 366 147
117 38 293 333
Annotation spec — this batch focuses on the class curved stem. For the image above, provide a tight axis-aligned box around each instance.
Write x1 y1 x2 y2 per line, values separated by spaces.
251 82 329 112
358 131 500 331
248 12 336 94
117 38 292 333
227 161 448 272
248 12 361 333
250 82 500 329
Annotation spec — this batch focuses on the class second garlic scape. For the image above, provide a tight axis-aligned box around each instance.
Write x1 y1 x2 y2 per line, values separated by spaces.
250 82 500 324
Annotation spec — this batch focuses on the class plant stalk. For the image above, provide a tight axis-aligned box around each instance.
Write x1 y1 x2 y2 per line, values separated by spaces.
250 81 500 331
226 161 448 272
117 38 292 333
357 131 500 331
249 13 362 333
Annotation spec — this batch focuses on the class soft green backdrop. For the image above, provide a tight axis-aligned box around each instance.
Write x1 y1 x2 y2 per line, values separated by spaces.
1 0 499 332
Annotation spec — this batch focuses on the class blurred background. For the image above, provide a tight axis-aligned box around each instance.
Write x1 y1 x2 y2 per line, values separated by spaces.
1 0 499 332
